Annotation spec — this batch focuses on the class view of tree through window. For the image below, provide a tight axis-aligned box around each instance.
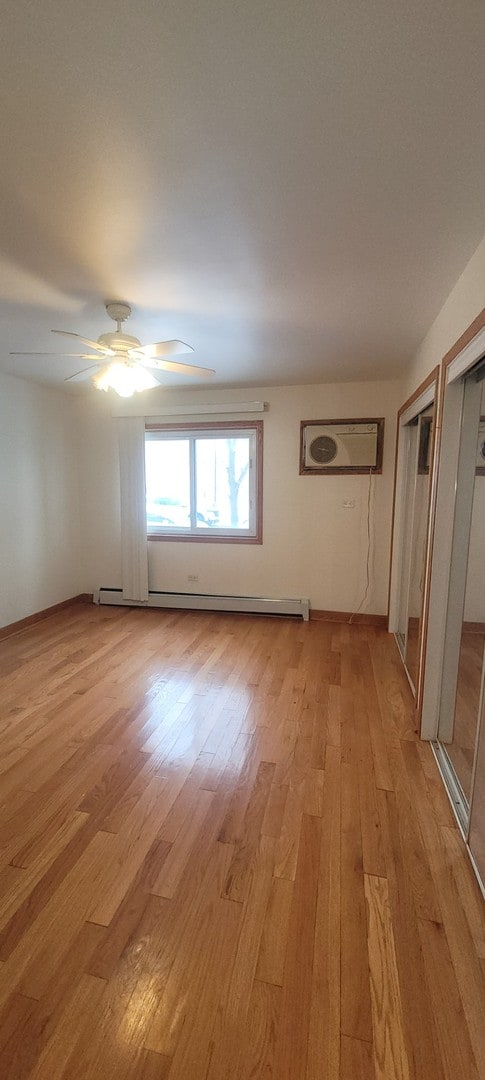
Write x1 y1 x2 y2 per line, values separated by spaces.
145 424 262 541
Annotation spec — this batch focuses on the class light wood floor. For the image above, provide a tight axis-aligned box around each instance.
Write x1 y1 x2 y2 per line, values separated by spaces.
0 603 484 1079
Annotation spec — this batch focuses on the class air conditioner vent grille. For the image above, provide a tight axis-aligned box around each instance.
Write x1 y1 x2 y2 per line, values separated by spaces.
309 435 337 464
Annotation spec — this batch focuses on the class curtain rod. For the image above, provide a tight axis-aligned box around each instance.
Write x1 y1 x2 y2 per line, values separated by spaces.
112 401 267 418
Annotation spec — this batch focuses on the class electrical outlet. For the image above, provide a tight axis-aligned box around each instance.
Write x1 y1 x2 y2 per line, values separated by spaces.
188 574 199 583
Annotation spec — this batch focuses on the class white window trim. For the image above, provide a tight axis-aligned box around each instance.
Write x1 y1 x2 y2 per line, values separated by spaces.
145 422 263 544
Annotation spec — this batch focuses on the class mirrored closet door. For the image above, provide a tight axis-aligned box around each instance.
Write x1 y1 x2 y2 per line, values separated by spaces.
393 400 435 696
436 371 485 826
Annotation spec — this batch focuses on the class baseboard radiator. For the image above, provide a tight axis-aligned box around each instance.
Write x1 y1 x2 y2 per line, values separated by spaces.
96 588 310 621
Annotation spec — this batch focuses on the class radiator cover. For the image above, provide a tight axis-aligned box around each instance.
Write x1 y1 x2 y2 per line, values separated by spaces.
96 588 310 621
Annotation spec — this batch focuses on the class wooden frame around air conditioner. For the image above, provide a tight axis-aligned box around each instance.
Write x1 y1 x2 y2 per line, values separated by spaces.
299 417 385 475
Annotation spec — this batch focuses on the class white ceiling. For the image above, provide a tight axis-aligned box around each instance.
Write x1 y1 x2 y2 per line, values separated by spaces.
1 0 485 392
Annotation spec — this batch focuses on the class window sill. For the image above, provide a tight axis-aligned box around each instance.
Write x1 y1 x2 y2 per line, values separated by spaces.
147 533 262 545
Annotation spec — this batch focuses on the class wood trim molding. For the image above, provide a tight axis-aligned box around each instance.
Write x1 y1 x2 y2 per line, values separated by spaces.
0 594 93 642
395 365 440 419
397 366 439 421
442 306 485 372
310 609 387 626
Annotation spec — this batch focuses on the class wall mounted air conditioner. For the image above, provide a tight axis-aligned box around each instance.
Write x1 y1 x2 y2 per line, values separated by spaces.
301 420 383 473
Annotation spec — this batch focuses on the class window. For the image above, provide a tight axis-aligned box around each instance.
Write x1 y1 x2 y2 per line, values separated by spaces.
145 421 263 543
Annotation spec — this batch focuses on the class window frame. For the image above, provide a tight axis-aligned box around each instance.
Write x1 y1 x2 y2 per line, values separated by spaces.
145 420 263 544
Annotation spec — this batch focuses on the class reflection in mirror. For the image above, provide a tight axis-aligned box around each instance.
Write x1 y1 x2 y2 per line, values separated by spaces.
469 665 485 887
395 403 435 694
396 421 419 661
443 385 485 803
405 409 434 689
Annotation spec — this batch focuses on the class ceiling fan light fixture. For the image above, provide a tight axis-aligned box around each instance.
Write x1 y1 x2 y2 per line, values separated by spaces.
92 360 159 398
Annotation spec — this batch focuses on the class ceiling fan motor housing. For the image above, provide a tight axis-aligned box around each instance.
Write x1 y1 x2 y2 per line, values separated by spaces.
100 301 141 352
97 332 141 352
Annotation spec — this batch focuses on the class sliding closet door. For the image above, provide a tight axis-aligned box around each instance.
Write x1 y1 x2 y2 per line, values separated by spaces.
394 403 435 693
396 421 419 661
469 666 485 889
437 375 485 814
405 410 434 690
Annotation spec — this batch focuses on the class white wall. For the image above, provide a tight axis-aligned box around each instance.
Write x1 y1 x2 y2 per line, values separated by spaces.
0 372 83 628
401 236 485 624
405 232 485 398
76 380 401 614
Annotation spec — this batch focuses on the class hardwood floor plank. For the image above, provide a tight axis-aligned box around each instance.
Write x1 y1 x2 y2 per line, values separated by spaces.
274 773 306 881
261 773 289 838
255 875 293 986
0 992 35 1060
0 920 105 1077
377 790 445 1080
89 777 172 925
340 761 373 1043
304 767 325 817
27 973 107 1080
0 810 88 931
440 825 485 959
0 814 104 962
306 743 340 1080
77 748 150 818
151 788 215 900
414 742 455 828
87 837 172 981
137 1048 172 1078
273 813 321 1080
222 759 275 902
340 1035 376 1079
387 742 442 923
364 874 410 1080
160 892 241 1080
400 741 485 1074
326 684 341 748
217 733 261 845
197 834 276 1079
144 840 237 1058
417 917 481 1080
237 979 281 1080
0 829 114 1003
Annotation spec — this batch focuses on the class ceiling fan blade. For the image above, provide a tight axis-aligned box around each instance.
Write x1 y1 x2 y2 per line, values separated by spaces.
64 363 103 383
10 352 104 359
143 358 215 378
52 330 113 354
129 340 194 359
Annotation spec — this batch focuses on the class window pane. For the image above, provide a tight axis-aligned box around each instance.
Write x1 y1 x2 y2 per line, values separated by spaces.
195 437 250 529
145 439 191 529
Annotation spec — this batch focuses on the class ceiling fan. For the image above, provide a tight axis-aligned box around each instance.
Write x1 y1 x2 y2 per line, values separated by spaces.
11 301 215 397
